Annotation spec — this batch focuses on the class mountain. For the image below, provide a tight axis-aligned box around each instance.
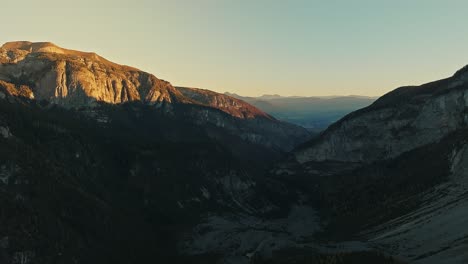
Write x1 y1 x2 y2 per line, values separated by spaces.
262 65 468 263
0 41 180 105
0 41 310 153
225 92 376 132
180 66 468 263
295 65 468 164
0 41 316 264
2 40 467 264
0 96 272 264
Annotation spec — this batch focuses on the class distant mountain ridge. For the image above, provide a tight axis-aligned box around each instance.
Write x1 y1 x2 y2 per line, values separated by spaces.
225 92 377 131
225 92 376 100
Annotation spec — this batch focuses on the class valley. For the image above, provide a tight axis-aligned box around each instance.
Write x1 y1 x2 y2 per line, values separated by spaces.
0 41 467 264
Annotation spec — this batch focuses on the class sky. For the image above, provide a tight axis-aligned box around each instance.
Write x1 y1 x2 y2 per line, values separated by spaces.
2 0 468 97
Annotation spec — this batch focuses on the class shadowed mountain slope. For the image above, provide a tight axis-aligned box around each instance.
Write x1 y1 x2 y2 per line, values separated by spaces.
267 65 468 264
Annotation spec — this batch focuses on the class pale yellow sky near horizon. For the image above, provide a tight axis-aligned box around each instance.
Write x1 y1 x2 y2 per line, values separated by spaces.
2 0 468 97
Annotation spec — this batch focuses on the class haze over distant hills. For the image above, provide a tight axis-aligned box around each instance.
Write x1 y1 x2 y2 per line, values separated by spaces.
225 92 377 132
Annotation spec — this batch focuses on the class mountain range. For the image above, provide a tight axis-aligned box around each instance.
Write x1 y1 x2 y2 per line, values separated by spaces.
224 92 376 132
1 41 468 264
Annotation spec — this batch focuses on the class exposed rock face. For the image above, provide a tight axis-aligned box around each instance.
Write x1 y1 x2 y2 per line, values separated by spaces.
266 65 468 264
0 41 280 116
0 41 185 107
0 41 310 152
0 80 33 99
295 66 468 164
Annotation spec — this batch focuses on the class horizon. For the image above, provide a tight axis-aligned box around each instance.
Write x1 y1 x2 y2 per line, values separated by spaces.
2 38 465 98
0 39 459 99
223 91 379 98
2 0 468 97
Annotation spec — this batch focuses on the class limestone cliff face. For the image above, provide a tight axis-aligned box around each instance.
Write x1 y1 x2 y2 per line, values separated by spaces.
0 41 280 116
295 66 468 164
0 41 185 107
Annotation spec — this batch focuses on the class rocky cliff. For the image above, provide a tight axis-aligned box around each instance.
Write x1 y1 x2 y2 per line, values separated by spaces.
0 41 310 152
295 66 468 164
0 41 184 106
263 65 468 264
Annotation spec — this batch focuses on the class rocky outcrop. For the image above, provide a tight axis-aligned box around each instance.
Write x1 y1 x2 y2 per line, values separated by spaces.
295 66 468 164
0 80 34 99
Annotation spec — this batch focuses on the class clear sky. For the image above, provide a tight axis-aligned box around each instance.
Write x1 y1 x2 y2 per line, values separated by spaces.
2 0 468 97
